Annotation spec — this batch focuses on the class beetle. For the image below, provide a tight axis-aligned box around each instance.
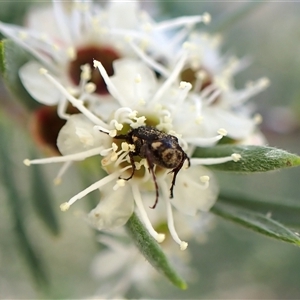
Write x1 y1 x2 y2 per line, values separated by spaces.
113 126 190 208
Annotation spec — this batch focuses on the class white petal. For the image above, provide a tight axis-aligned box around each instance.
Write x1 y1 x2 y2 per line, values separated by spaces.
19 61 61 105
203 107 255 139
57 114 108 155
170 166 219 216
109 58 157 105
25 4 61 40
88 185 134 230
106 1 139 29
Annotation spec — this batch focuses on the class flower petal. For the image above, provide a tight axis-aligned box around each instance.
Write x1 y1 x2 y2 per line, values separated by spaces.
170 166 219 216
109 58 157 105
57 114 108 155
19 61 61 105
88 185 134 230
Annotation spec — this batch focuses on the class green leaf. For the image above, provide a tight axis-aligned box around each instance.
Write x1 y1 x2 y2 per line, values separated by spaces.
0 118 49 287
211 201 300 247
0 39 38 110
30 155 60 236
208 2 266 33
0 2 30 29
193 145 300 173
126 213 187 290
219 192 300 228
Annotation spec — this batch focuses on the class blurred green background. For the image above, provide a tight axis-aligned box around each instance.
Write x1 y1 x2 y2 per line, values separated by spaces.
1 2 300 299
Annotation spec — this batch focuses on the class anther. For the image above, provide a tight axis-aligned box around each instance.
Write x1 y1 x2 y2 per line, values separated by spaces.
60 202 70 212
202 12 211 24
217 128 227 136
23 159 31 166
231 153 241 162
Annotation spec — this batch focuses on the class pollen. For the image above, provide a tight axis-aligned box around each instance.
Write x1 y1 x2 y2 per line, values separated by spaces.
113 179 126 190
135 74 142 83
67 47 76 60
180 241 188 251
84 82 96 94
39 68 48 75
200 175 210 183
23 159 31 166
60 202 70 212
231 153 242 162
156 233 166 243
217 128 227 136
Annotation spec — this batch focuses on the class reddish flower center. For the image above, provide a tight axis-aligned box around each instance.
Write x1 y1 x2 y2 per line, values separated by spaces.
31 105 79 155
180 67 221 104
180 67 213 92
68 45 120 95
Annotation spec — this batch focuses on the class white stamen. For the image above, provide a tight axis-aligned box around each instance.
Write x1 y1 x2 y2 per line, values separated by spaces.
40 68 107 127
191 153 241 166
62 166 131 210
23 146 104 165
53 161 73 185
93 60 127 106
131 184 165 243
155 14 211 31
151 52 187 104
185 130 226 147
161 181 188 250
127 41 170 78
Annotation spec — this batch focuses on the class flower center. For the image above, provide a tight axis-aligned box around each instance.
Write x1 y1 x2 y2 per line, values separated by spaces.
68 45 120 95
31 105 79 155
180 67 212 92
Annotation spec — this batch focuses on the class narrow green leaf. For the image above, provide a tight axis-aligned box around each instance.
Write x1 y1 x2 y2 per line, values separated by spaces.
30 156 60 236
211 201 300 247
219 192 300 228
193 145 300 173
126 213 187 290
0 39 38 110
209 2 266 33
0 119 49 287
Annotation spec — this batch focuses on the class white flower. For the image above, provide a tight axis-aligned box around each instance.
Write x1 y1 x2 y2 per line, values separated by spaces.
129 31 270 140
0 0 209 119
23 59 241 249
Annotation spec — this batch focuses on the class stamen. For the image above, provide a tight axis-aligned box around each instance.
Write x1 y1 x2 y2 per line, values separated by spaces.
93 60 127 106
61 165 132 211
39 68 107 127
191 153 241 166
151 52 187 104
155 14 211 31
131 184 165 243
127 41 170 78
53 161 73 185
161 181 188 250
23 146 104 166
185 129 227 147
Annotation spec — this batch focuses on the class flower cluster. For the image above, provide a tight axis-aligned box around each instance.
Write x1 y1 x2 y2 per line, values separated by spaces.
1 0 268 251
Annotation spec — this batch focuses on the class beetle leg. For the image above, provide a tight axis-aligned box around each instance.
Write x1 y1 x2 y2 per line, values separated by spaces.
141 144 159 209
169 154 190 198
119 152 136 181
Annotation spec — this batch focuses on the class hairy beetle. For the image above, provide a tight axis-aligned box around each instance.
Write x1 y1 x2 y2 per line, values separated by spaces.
114 126 190 208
